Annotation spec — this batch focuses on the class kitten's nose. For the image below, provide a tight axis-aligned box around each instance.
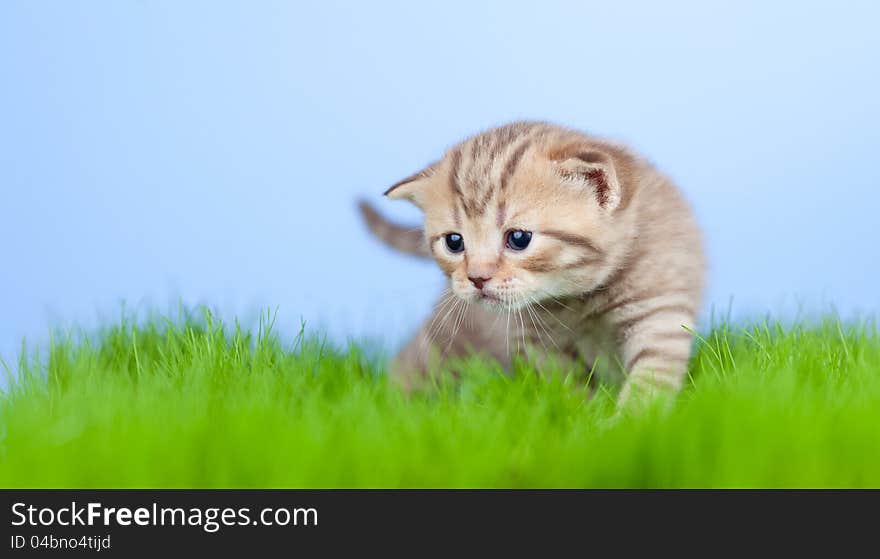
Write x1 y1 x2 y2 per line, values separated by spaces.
469 276 491 290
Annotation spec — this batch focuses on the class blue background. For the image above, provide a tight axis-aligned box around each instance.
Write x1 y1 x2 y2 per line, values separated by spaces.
1 1 878 364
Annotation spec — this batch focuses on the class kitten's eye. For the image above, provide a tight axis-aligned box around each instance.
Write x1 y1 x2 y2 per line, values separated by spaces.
445 233 464 253
506 230 532 251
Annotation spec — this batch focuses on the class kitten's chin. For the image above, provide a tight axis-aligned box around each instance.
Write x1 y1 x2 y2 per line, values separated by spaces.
476 293 506 311
451 288 527 311
473 292 527 312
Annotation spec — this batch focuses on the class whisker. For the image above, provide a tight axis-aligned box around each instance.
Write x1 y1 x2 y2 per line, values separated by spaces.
534 287 578 313
531 295 576 334
505 304 512 359
526 297 558 353
440 300 465 356
428 293 455 325
424 292 456 344
524 302 550 354
489 302 504 334
515 304 527 356
537 313 561 352
423 296 461 361
444 299 468 355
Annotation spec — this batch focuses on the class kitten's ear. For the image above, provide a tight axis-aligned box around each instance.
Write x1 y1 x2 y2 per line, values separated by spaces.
383 161 440 208
554 149 622 212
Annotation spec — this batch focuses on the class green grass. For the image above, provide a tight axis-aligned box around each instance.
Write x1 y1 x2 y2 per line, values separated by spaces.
1 308 879 488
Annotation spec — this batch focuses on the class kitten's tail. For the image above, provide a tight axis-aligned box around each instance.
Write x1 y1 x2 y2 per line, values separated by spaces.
357 200 430 258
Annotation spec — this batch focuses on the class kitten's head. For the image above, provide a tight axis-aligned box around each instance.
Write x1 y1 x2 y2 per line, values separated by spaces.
385 122 632 311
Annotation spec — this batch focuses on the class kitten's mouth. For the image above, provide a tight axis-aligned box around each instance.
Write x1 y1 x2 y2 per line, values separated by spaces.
459 289 516 310
474 291 533 312
476 291 507 309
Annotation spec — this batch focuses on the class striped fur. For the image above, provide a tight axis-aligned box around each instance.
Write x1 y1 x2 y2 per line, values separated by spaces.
360 121 706 408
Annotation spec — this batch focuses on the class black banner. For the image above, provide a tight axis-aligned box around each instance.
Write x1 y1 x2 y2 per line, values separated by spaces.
0 490 871 555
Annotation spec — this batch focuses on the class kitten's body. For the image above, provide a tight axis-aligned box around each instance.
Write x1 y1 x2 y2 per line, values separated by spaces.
361 122 705 405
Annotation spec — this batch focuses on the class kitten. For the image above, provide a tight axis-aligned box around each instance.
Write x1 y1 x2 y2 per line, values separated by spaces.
360 121 705 407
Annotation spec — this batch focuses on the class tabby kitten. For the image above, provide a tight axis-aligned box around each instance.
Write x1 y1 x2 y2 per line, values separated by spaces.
360 121 705 406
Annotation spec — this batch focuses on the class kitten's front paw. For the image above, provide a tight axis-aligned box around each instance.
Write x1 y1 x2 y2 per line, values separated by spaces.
614 378 678 416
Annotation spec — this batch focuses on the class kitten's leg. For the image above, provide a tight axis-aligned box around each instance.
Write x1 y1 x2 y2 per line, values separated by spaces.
611 301 697 408
388 321 440 392
389 297 510 391
388 311 463 392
